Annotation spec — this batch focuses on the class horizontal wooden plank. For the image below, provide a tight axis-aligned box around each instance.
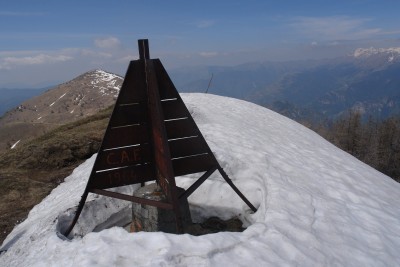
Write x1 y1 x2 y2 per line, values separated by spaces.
169 136 209 159
118 61 147 104
102 124 149 149
109 103 146 127
161 99 188 120
90 189 173 209
94 144 152 171
165 118 198 140
172 153 216 176
89 164 155 189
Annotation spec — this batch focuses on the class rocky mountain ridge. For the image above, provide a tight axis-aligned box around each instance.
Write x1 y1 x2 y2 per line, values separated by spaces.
0 69 122 152
353 47 400 60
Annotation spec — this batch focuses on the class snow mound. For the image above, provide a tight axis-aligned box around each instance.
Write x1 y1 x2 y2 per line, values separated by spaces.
1 93 400 266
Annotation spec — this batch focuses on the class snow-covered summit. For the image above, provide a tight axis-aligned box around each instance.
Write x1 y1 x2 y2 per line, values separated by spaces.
87 69 122 92
1 93 400 266
353 47 400 62
91 69 122 82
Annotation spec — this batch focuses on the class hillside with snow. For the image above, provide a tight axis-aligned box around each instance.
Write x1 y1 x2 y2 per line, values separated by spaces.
1 93 399 266
0 69 121 125
0 69 122 152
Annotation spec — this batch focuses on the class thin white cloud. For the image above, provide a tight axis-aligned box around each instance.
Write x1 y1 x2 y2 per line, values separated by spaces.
116 55 138 63
79 49 112 58
94 37 121 49
195 20 215 28
0 54 72 70
0 11 44 16
380 30 400 35
0 50 45 57
0 41 136 86
290 16 396 41
199 51 218 57
0 41 133 73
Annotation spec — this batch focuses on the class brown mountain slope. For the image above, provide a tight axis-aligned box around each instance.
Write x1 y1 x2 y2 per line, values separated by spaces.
0 70 122 153
0 105 113 244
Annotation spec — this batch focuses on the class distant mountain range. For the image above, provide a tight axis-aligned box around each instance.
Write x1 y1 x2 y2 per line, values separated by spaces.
170 47 400 122
1 47 399 152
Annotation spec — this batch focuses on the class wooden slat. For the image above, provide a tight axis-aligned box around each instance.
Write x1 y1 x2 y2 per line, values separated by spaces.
101 124 149 149
153 59 180 100
165 119 198 140
89 164 155 189
109 103 146 127
172 154 216 176
161 99 188 120
169 136 209 159
90 189 173 209
94 144 152 171
118 61 147 104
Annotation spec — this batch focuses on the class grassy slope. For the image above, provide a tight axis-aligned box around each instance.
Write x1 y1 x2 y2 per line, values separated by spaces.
0 106 113 244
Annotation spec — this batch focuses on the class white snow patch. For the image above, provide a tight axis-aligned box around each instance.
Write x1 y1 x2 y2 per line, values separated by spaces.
37 117 42 120
1 93 400 266
48 93 67 108
10 140 20 149
89 69 122 93
75 95 85 107
354 47 400 58
58 93 67 100
93 69 121 82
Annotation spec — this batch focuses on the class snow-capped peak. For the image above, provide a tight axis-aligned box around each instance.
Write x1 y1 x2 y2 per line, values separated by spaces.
353 47 400 59
90 69 122 83
88 69 123 94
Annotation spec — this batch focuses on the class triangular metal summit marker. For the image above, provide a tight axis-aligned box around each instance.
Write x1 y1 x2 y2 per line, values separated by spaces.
63 39 257 237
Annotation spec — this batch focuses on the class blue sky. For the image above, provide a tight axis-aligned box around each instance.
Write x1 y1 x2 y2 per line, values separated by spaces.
1 0 400 87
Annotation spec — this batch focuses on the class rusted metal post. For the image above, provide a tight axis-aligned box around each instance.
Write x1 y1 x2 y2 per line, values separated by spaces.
63 190 89 237
218 167 257 212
